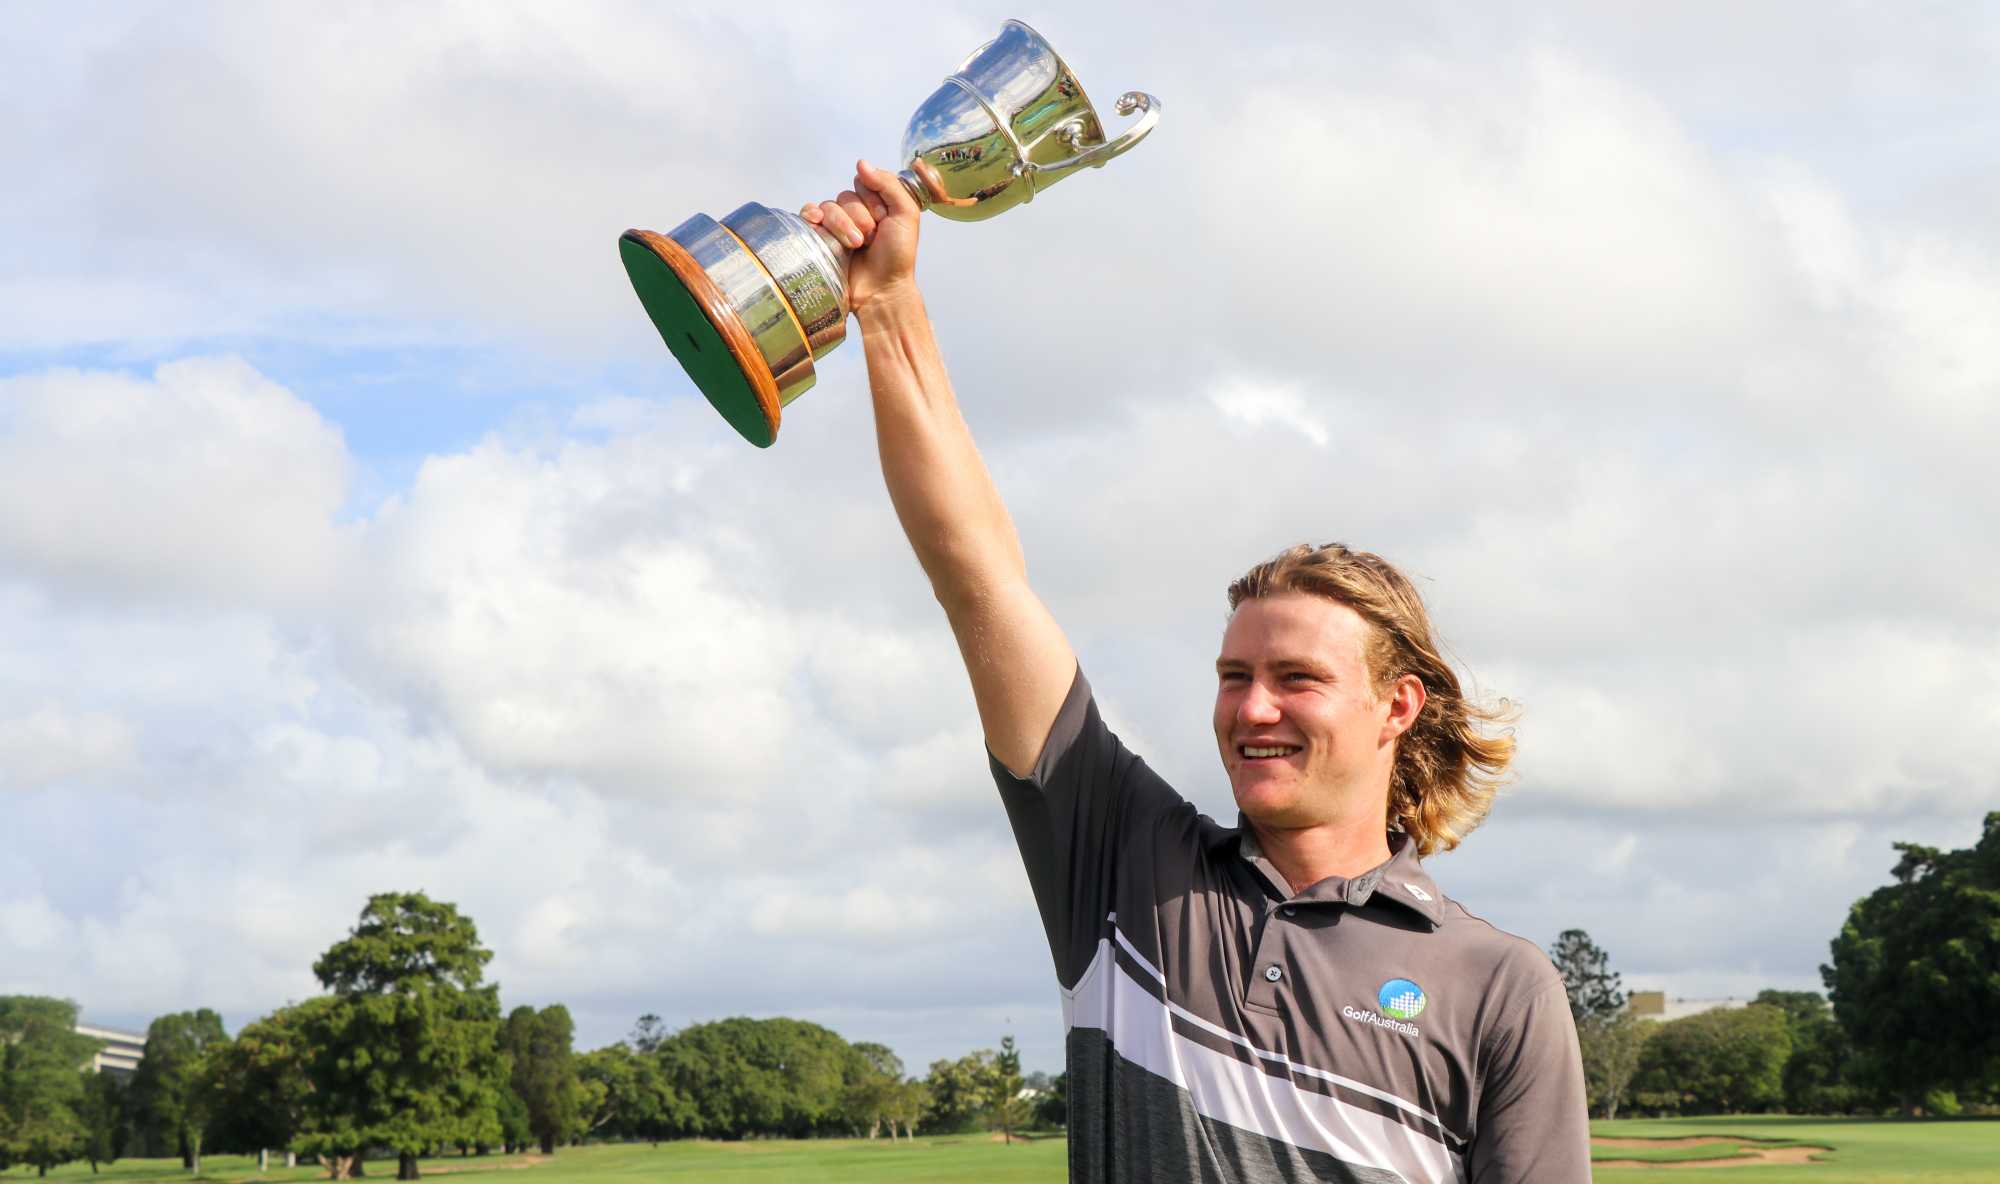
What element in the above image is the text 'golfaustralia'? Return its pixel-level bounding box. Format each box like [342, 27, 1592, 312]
[1342, 977, 1427, 1038]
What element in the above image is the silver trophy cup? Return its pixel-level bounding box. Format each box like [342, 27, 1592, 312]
[620, 19, 1160, 447]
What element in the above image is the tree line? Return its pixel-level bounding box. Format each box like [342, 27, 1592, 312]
[1554, 810, 2000, 1119]
[19, 812, 1984, 1174]
[0, 892, 1059, 1179]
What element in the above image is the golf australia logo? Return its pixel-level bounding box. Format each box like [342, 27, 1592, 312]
[1339, 977, 1427, 1038]
[1378, 978, 1427, 1019]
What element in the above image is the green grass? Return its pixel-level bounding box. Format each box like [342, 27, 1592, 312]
[8, 1118, 1996, 1181]
[3, 1136, 1068, 1183]
[1591, 1116, 2000, 1181]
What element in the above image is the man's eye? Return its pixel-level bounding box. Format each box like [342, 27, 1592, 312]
[1218, 671, 1247, 682]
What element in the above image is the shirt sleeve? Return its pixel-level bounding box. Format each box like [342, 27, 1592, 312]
[1466, 977, 1592, 1183]
[990, 666, 1190, 990]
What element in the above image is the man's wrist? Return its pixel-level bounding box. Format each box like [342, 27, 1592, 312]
[855, 283, 927, 336]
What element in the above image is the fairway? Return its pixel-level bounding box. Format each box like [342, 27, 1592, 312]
[9, 1119, 1997, 1182]
[1592, 1116, 2000, 1182]
[3, 1136, 1069, 1183]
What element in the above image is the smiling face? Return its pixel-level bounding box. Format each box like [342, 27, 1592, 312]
[1213, 592, 1422, 830]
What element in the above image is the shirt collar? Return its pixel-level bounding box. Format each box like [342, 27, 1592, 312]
[1372, 831, 1446, 926]
[1229, 819, 1445, 928]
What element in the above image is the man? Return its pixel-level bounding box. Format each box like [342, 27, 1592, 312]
[803, 162, 1589, 1182]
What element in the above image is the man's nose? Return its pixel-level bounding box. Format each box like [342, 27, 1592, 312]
[1237, 680, 1282, 725]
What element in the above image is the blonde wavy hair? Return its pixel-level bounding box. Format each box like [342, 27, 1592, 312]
[1226, 543, 1514, 855]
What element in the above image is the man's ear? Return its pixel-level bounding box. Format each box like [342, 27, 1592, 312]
[1383, 674, 1426, 742]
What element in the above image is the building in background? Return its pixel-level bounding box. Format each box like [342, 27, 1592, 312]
[1625, 991, 1750, 1022]
[74, 1021, 145, 1078]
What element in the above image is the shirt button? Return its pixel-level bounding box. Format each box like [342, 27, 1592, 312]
[1264, 965, 1283, 983]
[1281, 906, 1296, 917]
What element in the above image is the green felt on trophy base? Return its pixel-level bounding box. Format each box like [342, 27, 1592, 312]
[619, 233, 777, 448]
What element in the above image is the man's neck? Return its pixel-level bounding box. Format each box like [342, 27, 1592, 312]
[1248, 815, 1395, 896]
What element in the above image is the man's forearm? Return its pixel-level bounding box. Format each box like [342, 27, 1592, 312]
[856, 287, 1027, 609]
[814, 164, 1074, 773]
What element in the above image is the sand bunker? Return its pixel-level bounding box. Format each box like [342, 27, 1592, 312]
[1591, 1135, 1827, 1168]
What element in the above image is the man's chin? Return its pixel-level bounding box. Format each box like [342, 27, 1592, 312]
[1231, 784, 1305, 825]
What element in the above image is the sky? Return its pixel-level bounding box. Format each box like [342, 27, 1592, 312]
[2, 2, 1996, 1077]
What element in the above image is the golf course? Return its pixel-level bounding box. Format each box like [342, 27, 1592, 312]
[7, 1117, 1994, 1182]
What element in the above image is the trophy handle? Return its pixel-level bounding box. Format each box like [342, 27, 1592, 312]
[1032, 91, 1161, 183]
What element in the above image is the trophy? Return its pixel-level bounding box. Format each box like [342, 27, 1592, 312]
[619, 19, 1160, 447]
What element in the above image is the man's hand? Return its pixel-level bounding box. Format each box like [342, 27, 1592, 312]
[801, 159, 920, 315]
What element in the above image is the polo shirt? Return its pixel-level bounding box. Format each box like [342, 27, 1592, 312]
[992, 670, 1590, 1183]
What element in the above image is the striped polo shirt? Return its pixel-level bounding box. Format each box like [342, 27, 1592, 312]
[993, 671, 1590, 1183]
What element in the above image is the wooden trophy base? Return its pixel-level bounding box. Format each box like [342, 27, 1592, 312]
[619, 229, 783, 448]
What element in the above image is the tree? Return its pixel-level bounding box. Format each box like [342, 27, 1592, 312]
[501, 1005, 579, 1155]
[127, 1009, 228, 1170]
[1576, 1010, 1649, 1119]
[885, 1079, 929, 1141]
[493, 1083, 533, 1155]
[576, 1043, 690, 1144]
[1547, 929, 1625, 1026]
[297, 892, 508, 1180]
[574, 1046, 628, 1141]
[182, 1040, 235, 1176]
[76, 1069, 128, 1172]
[207, 1006, 315, 1164]
[1630, 1004, 1791, 1115]
[921, 1050, 994, 1134]
[1549, 928, 1636, 1117]
[1033, 1072, 1068, 1130]
[657, 1018, 852, 1139]
[1752, 990, 1859, 1114]
[0, 996, 100, 1177]
[628, 1015, 668, 1055]
[282, 996, 369, 1174]
[986, 1036, 1030, 1145]
[841, 1043, 904, 1139]
[1823, 813, 2000, 1113]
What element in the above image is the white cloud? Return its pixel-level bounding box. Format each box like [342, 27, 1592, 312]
[0, 706, 137, 792]
[1200, 53, 1778, 387]
[0, 4, 977, 353]
[1210, 381, 1330, 448]
[0, 358, 352, 612]
[338, 434, 810, 798]
[1873, 235, 2000, 424]
[0, 895, 66, 954]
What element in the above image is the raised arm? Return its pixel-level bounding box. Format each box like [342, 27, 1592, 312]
[805, 161, 1075, 776]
